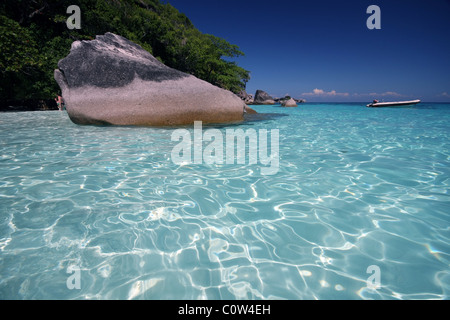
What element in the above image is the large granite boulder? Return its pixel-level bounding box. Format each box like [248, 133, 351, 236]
[54, 33, 247, 126]
[254, 90, 275, 105]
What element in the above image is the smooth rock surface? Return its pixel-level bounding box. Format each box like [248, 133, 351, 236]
[54, 33, 247, 126]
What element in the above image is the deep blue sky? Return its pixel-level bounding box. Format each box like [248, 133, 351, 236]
[164, 0, 450, 102]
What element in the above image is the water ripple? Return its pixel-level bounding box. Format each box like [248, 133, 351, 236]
[0, 106, 449, 299]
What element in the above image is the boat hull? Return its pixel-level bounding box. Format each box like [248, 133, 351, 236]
[366, 100, 421, 108]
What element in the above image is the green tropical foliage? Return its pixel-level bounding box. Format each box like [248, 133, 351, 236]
[0, 0, 250, 100]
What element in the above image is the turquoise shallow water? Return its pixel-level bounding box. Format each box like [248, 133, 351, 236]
[0, 103, 449, 300]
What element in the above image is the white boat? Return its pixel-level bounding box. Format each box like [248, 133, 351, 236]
[366, 99, 421, 108]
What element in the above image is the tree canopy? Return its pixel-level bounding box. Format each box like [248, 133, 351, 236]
[0, 0, 250, 101]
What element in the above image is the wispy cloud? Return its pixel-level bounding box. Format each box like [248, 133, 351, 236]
[377, 91, 403, 97]
[300, 89, 409, 100]
[352, 91, 406, 98]
[302, 88, 349, 97]
[354, 91, 405, 97]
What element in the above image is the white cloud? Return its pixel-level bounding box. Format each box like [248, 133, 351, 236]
[380, 91, 403, 97]
[301, 89, 408, 100]
[357, 91, 404, 97]
[302, 88, 349, 97]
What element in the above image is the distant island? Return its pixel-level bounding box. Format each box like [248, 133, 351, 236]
[238, 90, 306, 106]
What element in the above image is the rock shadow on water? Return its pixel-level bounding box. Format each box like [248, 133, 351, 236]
[79, 112, 289, 130]
[201, 112, 289, 129]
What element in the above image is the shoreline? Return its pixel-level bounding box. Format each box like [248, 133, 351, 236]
[0, 99, 450, 113]
[0, 99, 59, 112]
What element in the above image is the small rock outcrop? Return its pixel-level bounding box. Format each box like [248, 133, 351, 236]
[254, 90, 275, 105]
[244, 105, 257, 114]
[237, 90, 254, 104]
[54, 33, 248, 126]
[281, 98, 298, 107]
